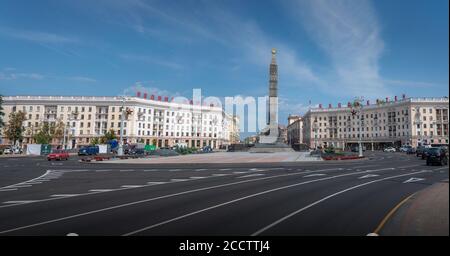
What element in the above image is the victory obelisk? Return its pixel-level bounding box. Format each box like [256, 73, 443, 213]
[251, 48, 293, 152]
[259, 48, 280, 144]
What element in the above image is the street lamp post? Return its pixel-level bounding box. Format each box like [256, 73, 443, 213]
[351, 97, 364, 157]
[118, 96, 125, 156]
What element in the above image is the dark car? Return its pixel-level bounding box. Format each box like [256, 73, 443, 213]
[426, 147, 449, 166]
[416, 146, 426, 157]
[129, 148, 145, 156]
[421, 147, 434, 160]
[78, 146, 99, 156]
[406, 147, 416, 154]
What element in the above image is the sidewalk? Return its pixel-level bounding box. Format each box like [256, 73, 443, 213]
[379, 180, 449, 236]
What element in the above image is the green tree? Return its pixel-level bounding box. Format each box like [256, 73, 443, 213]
[33, 123, 52, 144]
[52, 120, 65, 143]
[90, 137, 100, 145]
[4, 111, 27, 145]
[100, 129, 117, 144]
[0, 95, 5, 130]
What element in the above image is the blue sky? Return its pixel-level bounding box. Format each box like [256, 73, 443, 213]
[0, 0, 448, 133]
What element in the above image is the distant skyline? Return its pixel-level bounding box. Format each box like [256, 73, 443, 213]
[0, 0, 448, 133]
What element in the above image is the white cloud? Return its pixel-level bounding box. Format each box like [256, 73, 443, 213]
[0, 71, 44, 80]
[0, 27, 79, 44]
[286, 0, 390, 98]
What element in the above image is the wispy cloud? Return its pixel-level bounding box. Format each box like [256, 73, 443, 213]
[0, 27, 79, 44]
[120, 54, 183, 70]
[286, 0, 389, 98]
[0, 70, 45, 80]
[68, 76, 97, 83]
[0, 68, 96, 83]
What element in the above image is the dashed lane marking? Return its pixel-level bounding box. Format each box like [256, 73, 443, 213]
[88, 189, 115, 192]
[303, 173, 326, 178]
[189, 177, 207, 179]
[237, 174, 265, 179]
[51, 194, 80, 197]
[170, 179, 189, 182]
[121, 185, 144, 188]
[3, 200, 37, 204]
[147, 182, 167, 185]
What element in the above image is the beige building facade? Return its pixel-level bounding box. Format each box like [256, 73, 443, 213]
[302, 97, 449, 150]
[287, 115, 304, 149]
[1, 95, 238, 149]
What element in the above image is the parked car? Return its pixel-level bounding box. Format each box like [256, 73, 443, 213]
[129, 148, 145, 156]
[406, 147, 416, 154]
[3, 148, 12, 154]
[201, 145, 213, 153]
[78, 146, 99, 156]
[426, 147, 449, 166]
[416, 146, 427, 157]
[400, 145, 412, 152]
[47, 150, 69, 161]
[384, 147, 396, 152]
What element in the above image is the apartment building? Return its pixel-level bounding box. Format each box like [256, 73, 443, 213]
[302, 96, 449, 150]
[1, 95, 239, 149]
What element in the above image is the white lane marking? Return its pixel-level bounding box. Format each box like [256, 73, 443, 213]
[0, 188, 18, 192]
[359, 174, 380, 179]
[66, 233, 79, 236]
[251, 170, 428, 236]
[0, 165, 409, 212]
[189, 177, 207, 179]
[403, 177, 426, 183]
[303, 174, 326, 178]
[237, 174, 265, 179]
[121, 185, 144, 188]
[51, 194, 79, 197]
[9, 185, 33, 188]
[95, 170, 112, 172]
[170, 179, 188, 182]
[3, 200, 37, 204]
[219, 168, 232, 171]
[0, 170, 52, 190]
[195, 169, 207, 171]
[212, 174, 230, 177]
[119, 169, 135, 172]
[89, 189, 115, 192]
[121, 167, 403, 236]
[169, 169, 182, 172]
[144, 169, 159, 172]
[147, 182, 167, 185]
[0, 167, 399, 234]
[233, 171, 247, 174]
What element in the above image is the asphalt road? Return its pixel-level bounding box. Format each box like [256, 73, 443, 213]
[0, 151, 447, 236]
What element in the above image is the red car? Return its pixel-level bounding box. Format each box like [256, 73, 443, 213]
[47, 150, 69, 161]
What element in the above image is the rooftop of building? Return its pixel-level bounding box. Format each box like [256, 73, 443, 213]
[305, 96, 449, 114]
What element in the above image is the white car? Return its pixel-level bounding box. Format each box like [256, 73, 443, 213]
[384, 147, 396, 152]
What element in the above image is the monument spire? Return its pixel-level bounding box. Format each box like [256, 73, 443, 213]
[269, 48, 278, 98]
